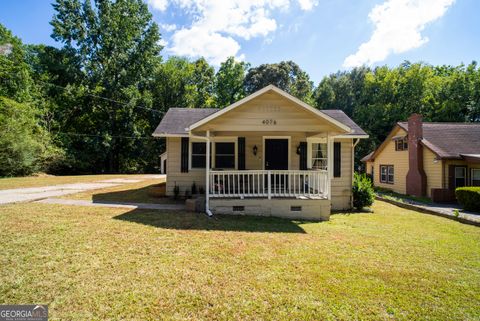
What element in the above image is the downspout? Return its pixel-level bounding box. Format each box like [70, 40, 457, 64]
[188, 131, 213, 217]
[351, 138, 360, 208]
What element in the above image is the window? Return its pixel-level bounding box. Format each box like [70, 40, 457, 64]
[311, 143, 328, 170]
[380, 165, 394, 184]
[455, 167, 466, 188]
[215, 142, 235, 169]
[472, 169, 480, 186]
[395, 137, 408, 151]
[191, 142, 206, 168]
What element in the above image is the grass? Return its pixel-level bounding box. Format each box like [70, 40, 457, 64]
[0, 174, 158, 190]
[57, 177, 180, 204]
[1, 199, 479, 320]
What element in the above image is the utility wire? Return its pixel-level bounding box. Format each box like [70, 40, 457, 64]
[54, 132, 156, 140]
[37, 80, 165, 114]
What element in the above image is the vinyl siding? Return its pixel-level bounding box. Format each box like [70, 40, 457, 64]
[165, 137, 206, 196]
[371, 127, 408, 194]
[423, 147, 442, 196]
[331, 138, 354, 210]
[193, 91, 342, 133]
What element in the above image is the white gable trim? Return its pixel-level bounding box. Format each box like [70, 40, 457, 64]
[187, 85, 351, 133]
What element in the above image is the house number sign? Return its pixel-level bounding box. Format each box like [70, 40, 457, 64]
[262, 119, 277, 125]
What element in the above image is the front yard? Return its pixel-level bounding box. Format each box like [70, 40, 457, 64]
[0, 179, 479, 320]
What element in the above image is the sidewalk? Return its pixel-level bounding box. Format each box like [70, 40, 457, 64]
[376, 194, 480, 226]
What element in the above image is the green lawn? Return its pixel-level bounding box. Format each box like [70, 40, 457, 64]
[0, 174, 157, 190]
[1, 199, 479, 320]
[57, 177, 178, 204]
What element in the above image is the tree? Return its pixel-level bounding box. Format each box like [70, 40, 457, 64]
[244, 61, 314, 103]
[214, 57, 249, 107]
[50, 0, 162, 173]
[191, 57, 215, 107]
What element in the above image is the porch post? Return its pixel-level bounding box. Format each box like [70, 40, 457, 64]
[327, 134, 334, 200]
[206, 130, 211, 214]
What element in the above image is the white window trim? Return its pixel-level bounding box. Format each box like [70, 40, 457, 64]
[306, 137, 327, 170]
[189, 137, 239, 170]
[262, 136, 291, 170]
[472, 168, 480, 186]
[189, 138, 208, 171]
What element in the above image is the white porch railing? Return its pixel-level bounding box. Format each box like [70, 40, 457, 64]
[209, 170, 328, 199]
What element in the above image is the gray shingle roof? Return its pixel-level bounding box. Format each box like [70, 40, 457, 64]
[153, 108, 219, 136]
[321, 110, 368, 136]
[152, 107, 367, 136]
[397, 122, 480, 159]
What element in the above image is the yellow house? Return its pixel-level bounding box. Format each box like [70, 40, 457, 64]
[362, 114, 480, 202]
[153, 85, 368, 220]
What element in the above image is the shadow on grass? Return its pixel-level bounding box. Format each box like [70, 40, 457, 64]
[92, 183, 182, 205]
[113, 209, 307, 233]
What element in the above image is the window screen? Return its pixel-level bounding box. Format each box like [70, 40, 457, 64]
[191, 142, 206, 168]
[215, 142, 235, 168]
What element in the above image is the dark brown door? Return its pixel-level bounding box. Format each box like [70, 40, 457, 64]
[265, 139, 289, 170]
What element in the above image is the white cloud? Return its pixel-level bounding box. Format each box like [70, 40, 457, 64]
[169, 27, 240, 65]
[343, 0, 455, 68]
[147, 0, 168, 11]
[297, 0, 318, 11]
[148, 0, 318, 65]
[160, 23, 177, 32]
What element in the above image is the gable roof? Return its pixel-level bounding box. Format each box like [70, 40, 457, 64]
[362, 121, 480, 162]
[187, 85, 352, 133]
[152, 107, 366, 137]
[397, 122, 480, 159]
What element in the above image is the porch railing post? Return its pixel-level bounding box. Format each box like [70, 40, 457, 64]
[267, 170, 272, 200]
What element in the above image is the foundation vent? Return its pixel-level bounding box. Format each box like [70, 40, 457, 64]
[290, 206, 302, 212]
[233, 206, 245, 212]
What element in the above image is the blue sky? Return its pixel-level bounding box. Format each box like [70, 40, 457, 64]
[1, 0, 479, 83]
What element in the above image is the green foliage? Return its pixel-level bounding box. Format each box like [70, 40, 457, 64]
[244, 61, 314, 103]
[315, 62, 480, 169]
[455, 187, 480, 211]
[214, 57, 249, 107]
[352, 172, 375, 210]
[0, 97, 63, 176]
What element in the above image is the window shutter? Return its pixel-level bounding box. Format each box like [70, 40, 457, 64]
[448, 165, 455, 190]
[334, 142, 341, 177]
[299, 142, 307, 170]
[181, 137, 189, 173]
[238, 137, 246, 170]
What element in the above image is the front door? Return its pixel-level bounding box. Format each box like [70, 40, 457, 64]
[265, 139, 289, 193]
[265, 139, 289, 170]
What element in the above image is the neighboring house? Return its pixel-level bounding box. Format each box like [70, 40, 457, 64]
[153, 85, 368, 220]
[362, 114, 480, 202]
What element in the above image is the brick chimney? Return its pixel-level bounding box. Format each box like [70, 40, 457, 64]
[406, 114, 427, 197]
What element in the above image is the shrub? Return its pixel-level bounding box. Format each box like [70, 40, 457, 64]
[173, 184, 180, 200]
[352, 172, 375, 211]
[455, 187, 480, 211]
[191, 182, 197, 195]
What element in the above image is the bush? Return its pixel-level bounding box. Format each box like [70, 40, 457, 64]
[352, 172, 375, 211]
[455, 187, 480, 211]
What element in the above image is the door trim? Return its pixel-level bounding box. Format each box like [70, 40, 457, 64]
[262, 136, 291, 170]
